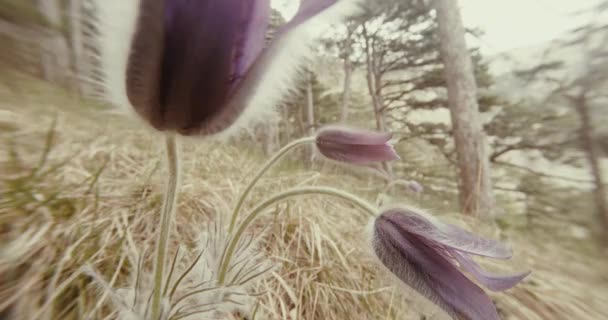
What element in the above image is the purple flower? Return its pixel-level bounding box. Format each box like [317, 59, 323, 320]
[407, 180, 424, 193]
[372, 208, 530, 320]
[94, 0, 355, 135]
[315, 126, 400, 165]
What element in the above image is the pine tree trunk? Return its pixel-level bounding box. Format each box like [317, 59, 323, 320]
[37, 0, 70, 85]
[280, 105, 290, 145]
[306, 71, 316, 162]
[570, 93, 608, 241]
[263, 121, 279, 156]
[363, 25, 392, 178]
[433, 0, 495, 217]
[69, 0, 86, 93]
[340, 29, 353, 123]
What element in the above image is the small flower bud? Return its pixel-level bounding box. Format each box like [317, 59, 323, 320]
[407, 180, 424, 193]
[315, 126, 400, 165]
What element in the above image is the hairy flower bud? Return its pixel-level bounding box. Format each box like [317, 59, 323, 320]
[94, 0, 358, 135]
[372, 208, 529, 320]
[315, 126, 400, 165]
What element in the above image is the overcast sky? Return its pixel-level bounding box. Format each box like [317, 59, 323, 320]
[461, 0, 603, 53]
[274, 0, 604, 54]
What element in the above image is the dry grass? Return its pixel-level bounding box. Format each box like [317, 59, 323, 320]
[1, 69, 607, 319]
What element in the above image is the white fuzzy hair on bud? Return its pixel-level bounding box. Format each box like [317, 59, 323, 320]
[364, 204, 440, 257]
[220, 0, 363, 140]
[365, 207, 454, 320]
[91, 0, 141, 116]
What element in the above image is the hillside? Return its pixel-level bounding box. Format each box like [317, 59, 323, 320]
[1, 62, 607, 320]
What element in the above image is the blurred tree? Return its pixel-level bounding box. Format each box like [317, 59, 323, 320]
[305, 69, 316, 161]
[360, 21, 392, 176]
[564, 25, 608, 242]
[502, 1, 608, 240]
[0, 0, 48, 26]
[249, 8, 287, 155]
[339, 22, 357, 122]
[36, 0, 70, 84]
[433, 0, 495, 216]
[333, 0, 497, 182]
[349, 0, 442, 178]
[69, 0, 86, 94]
[0, 0, 85, 88]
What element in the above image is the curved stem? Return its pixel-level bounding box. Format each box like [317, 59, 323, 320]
[218, 186, 377, 284]
[151, 134, 180, 320]
[227, 137, 315, 232]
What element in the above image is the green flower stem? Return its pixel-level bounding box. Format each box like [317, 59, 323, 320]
[227, 137, 316, 232]
[151, 134, 180, 320]
[218, 186, 377, 285]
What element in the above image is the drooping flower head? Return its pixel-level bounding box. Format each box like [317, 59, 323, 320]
[315, 125, 400, 165]
[93, 0, 358, 135]
[372, 207, 529, 320]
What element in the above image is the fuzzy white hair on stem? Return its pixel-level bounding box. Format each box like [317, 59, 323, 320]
[82, 220, 272, 320]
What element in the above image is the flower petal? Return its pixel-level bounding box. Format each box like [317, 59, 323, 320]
[159, 0, 250, 132]
[283, 0, 339, 30]
[316, 126, 393, 146]
[382, 208, 512, 259]
[125, 0, 165, 129]
[314, 126, 400, 165]
[317, 142, 399, 165]
[124, 0, 258, 132]
[191, 0, 359, 136]
[440, 223, 513, 259]
[373, 216, 500, 320]
[233, 0, 271, 83]
[451, 250, 530, 292]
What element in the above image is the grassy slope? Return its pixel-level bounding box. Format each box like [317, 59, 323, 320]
[0, 69, 607, 319]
